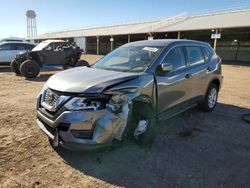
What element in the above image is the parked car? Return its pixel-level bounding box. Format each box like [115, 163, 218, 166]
[36, 39, 223, 150]
[11, 40, 88, 78]
[0, 41, 35, 65]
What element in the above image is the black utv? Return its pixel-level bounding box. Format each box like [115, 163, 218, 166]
[11, 40, 89, 78]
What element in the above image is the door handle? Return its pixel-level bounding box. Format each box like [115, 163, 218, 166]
[185, 74, 192, 79]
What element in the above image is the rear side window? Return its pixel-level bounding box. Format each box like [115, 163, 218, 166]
[185, 46, 205, 66]
[162, 47, 186, 71]
[202, 47, 211, 61]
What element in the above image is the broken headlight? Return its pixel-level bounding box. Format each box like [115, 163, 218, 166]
[105, 88, 139, 114]
[65, 97, 102, 111]
[106, 94, 130, 114]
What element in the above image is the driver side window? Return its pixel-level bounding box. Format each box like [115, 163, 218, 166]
[162, 47, 186, 72]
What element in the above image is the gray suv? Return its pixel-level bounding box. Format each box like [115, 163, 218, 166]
[36, 39, 223, 150]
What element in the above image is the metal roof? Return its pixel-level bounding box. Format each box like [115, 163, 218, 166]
[157, 9, 250, 32]
[30, 15, 187, 39]
[29, 9, 250, 40]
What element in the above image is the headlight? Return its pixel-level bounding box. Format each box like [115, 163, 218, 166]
[104, 89, 140, 114]
[65, 97, 102, 111]
[106, 94, 129, 114]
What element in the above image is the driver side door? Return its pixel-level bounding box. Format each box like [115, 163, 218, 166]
[155, 46, 193, 119]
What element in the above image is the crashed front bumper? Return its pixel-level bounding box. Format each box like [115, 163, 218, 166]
[36, 95, 131, 150]
[37, 119, 112, 150]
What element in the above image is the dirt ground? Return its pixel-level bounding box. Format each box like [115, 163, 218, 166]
[0, 55, 250, 188]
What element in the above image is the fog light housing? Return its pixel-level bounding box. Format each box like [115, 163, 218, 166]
[70, 130, 94, 139]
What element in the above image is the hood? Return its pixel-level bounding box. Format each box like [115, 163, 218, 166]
[46, 67, 139, 93]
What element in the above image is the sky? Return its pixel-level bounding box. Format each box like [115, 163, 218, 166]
[0, 0, 250, 38]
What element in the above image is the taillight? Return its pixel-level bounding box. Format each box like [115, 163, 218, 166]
[217, 56, 222, 64]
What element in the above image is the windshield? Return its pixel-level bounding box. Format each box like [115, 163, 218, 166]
[93, 46, 163, 72]
[32, 41, 49, 51]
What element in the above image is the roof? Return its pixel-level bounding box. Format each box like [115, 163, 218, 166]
[0, 41, 35, 45]
[0, 37, 26, 42]
[124, 39, 210, 47]
[31, 39, 66, 51]
[29, 15, 186, 39]
[157, 9, 250, 32]
[42, 39, 66, 43]
[29, 9, 250, 40]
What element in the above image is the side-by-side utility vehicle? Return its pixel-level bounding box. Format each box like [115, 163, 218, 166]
[11, 40, 88, 78]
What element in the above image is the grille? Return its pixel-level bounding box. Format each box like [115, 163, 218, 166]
[44, 89, 60, 107]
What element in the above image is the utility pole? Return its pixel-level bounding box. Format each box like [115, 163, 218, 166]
[213, 29, 218, 51]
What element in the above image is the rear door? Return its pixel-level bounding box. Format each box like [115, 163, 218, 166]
[155, 46, 192, 116]
[184, 46, 209, 98]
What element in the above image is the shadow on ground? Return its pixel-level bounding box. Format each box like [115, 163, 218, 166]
[53, 103, 250, 187]
[0, 66, 59, 82]
[26, 73, 55, 82]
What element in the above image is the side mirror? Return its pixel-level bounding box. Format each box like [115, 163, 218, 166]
[161, 63, 173, 72]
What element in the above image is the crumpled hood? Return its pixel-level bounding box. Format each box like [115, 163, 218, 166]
[46, 67, 139, 93]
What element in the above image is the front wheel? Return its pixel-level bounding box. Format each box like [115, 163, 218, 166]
[62, 64, 69, 70]
[75, 60, 90, 67]
[10, 60, 21, 75]
[132, 105, 156, 147]
[200, 83, 218, 112]
[20, 60, 40, 78]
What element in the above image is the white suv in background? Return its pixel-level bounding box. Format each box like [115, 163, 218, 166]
[0, 41, 36, 65]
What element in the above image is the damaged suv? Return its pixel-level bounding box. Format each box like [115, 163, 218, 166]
[36, 39, 222, 150]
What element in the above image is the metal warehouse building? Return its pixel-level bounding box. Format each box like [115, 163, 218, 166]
[29, 9, 250, 63]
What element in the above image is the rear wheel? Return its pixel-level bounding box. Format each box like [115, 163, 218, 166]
[200, 83, 218, 112]
[10, 60, 21, 75]
[132, 104, 156, 147]
[75, 60, 89, 67]
[20, 60, 40, 78]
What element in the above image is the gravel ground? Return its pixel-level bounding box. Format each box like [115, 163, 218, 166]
[0, 55, 250, 188]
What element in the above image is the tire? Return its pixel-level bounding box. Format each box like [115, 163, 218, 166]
[200, 83, 218, 112]
[62, 64, 69, 70]
[20, 60, 40, 78]
[132, 104, 156, 147]
[75, 60, 89, 67]
[10, 60, 21, 75]
[242, 114, 250, 124]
